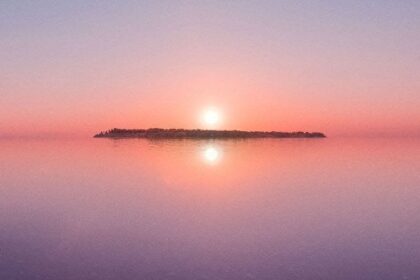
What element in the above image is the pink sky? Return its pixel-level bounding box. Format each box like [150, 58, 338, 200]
[1, 1, 419, 137]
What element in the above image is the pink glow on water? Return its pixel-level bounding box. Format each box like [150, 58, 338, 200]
[1, 137, 419, 278]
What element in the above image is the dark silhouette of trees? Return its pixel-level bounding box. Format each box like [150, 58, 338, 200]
[94, 128, 326, 139]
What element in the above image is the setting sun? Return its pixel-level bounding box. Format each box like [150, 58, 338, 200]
[201, 108, 222, 128]
[2, 1, 420, 279]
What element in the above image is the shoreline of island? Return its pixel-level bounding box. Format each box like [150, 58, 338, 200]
[94, 128, 326, 139]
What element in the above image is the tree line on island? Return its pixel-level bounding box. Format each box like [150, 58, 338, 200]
[94, 128, 326, 139]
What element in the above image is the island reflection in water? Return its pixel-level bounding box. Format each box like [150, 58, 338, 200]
[0, 137, 420, 279]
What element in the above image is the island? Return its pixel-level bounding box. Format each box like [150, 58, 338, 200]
[94, 128, 326, 139]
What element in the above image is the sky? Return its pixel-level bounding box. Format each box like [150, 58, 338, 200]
[1, 0, 419, 137]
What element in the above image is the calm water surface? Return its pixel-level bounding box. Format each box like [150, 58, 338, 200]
[1, 137, 419, 279]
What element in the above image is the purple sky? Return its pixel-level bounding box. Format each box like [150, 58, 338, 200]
[1, 0, 419, 137]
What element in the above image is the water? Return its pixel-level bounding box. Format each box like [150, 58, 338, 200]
[1, 137, 419, 279]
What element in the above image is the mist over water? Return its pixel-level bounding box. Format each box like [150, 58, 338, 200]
[1, 137, 419, 279]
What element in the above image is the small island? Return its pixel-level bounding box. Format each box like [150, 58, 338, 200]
[94, 128, 326, 139]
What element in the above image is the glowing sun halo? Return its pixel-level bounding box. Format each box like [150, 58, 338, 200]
[201, 108, 221, 127]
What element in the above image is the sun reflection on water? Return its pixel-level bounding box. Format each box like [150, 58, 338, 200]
[202, 145, 221, 165]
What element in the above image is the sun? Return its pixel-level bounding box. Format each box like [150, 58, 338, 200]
[201, 108, 221, 128]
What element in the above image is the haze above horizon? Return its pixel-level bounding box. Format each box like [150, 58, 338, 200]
[1, 0, 419, 138]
